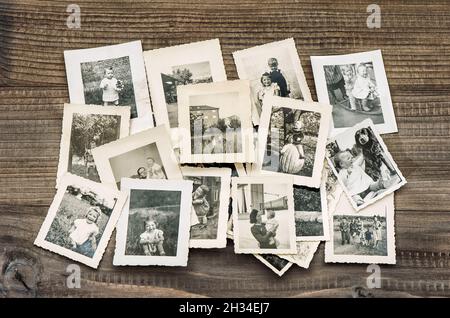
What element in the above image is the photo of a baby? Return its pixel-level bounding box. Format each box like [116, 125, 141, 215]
[326, 119, 406, 210]
[139, 220, 166, 256]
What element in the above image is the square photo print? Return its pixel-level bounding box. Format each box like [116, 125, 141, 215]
[233, 38, 312, 125]
[56, 104, 130, 186]
[311, 50, 397, 135]
[256, 95, 332, 188]
[64, 41, 153, 133]
[231, 176, 297, 255]
[325, 193, 396, 265]
[326, 119, 406, 211]
[113, 178, 193, 266]
[34, 173, 127, 268]
[178, 80, 255, 164]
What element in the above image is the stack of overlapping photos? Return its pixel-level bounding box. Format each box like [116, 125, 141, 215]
[34, 38, 405, 276]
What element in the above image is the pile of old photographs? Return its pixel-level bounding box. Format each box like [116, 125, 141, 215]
[34, 38, 406, 276]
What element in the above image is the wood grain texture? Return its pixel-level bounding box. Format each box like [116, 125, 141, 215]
[1, 0, 450, 298]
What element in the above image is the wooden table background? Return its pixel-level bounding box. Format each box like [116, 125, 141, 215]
[1, 0, 450, 298]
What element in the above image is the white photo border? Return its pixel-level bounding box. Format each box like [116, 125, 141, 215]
[178, 80, 255, 164]
[181, 166, 232, 249]
[233, 38, 312, 125]
[256, 95, 332, 188]
[310, 49, 398, 136]
[325, 193, 396, 265]
[92, 125, 182, 190]
[326, 119, 407, 211]
[113, 178, 193, 266]
[231, 176, 297, 255]
[34, 173, 128, 269]
[64, 40, 153, 134]
[253, 254, 293, 277]
[279, 241, 320, 269]
[56, 103, 130, 187]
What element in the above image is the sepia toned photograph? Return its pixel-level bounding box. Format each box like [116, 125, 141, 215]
[113, 178, 192, 266]
[294, 183, 329, 241]
[64, 41, 153, 133]
[326, 119, 406, 211]
[56, 104, 130, 186]
[311, 50, 398, 135]
[279, 241, 320, 269]
[325, 193, 396, 265]
[143, 39, 227, 147]
[233, 38, 312, 125]
[178, 80, 255, 164]
[34, 173, 127, 268]
[254, 254, 293, 277]
[232, 176, 297, 254]
[181, 167, 231, 249]
[92, 125, 183, 190]
[256, 95, 332, 188]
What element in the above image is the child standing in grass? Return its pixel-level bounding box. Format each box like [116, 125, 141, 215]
[100, 67, 123, 106]
[69, 206, 101, 257]
[192, 185, 210, 230]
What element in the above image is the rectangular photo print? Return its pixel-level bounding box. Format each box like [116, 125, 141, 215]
[231, 176, 297, 254]
[56, 104, 130, 186]
[92, 125, 182, 190]
[178, 80, 255, 164]
[326, 119, 406, 211]
[64, 41, 153, 133]
[181, 167, 232, 249]
[113, 178, 192, 266]
[256, 95, 332, 188]
[34, 173, 127, 269]
[233, 38, 312, 125]
[279, 241, 320, 269]
[311, 50, 397, 135]
[143, 39, 227, 133]
[325, 193, 396, 265]
[254, 254, 293, 277]
[294, 182, 329, 241]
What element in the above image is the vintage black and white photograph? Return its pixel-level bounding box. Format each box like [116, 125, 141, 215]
[256, 95, 332, 188]
[92, 125, 183, 190]
[178, 80, 255, 163]
[325, 193, 396, 264]
[326, 119, 406, 211]
[294, 183, 329, 241]
[254, 254, 293, 277]
[113, 178, 192, 266]
[233, 38, 312, 125]
[311, 50, 398, 135]
[56, 104, 130, 186]
[143, 39, 227, 136]
[34, 173, 127, 268]
[323, 160, 344, 214]
[279, 241, 320, 269]
[64, 41, 153, 133]
[181, 167, 231, 249]
[232, 176, 297, 254]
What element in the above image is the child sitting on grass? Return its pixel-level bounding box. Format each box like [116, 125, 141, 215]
[69, 206, 101, 257]
[139, 220, 165, 256]
[99, 67, 123, 106]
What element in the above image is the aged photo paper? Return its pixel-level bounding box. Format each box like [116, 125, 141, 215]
[34, 173, 127, 269]
[113, 178, 192, 266]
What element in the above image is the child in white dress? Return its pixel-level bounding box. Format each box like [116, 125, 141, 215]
[352, 64, 378, 112]
[69, 206, 101, 257]
[256, 73, 280, 116]
[99, 67, 123, 106]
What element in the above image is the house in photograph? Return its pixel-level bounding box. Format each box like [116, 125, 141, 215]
[190, 105, 219, 130]
[236, 183, 287, 214]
